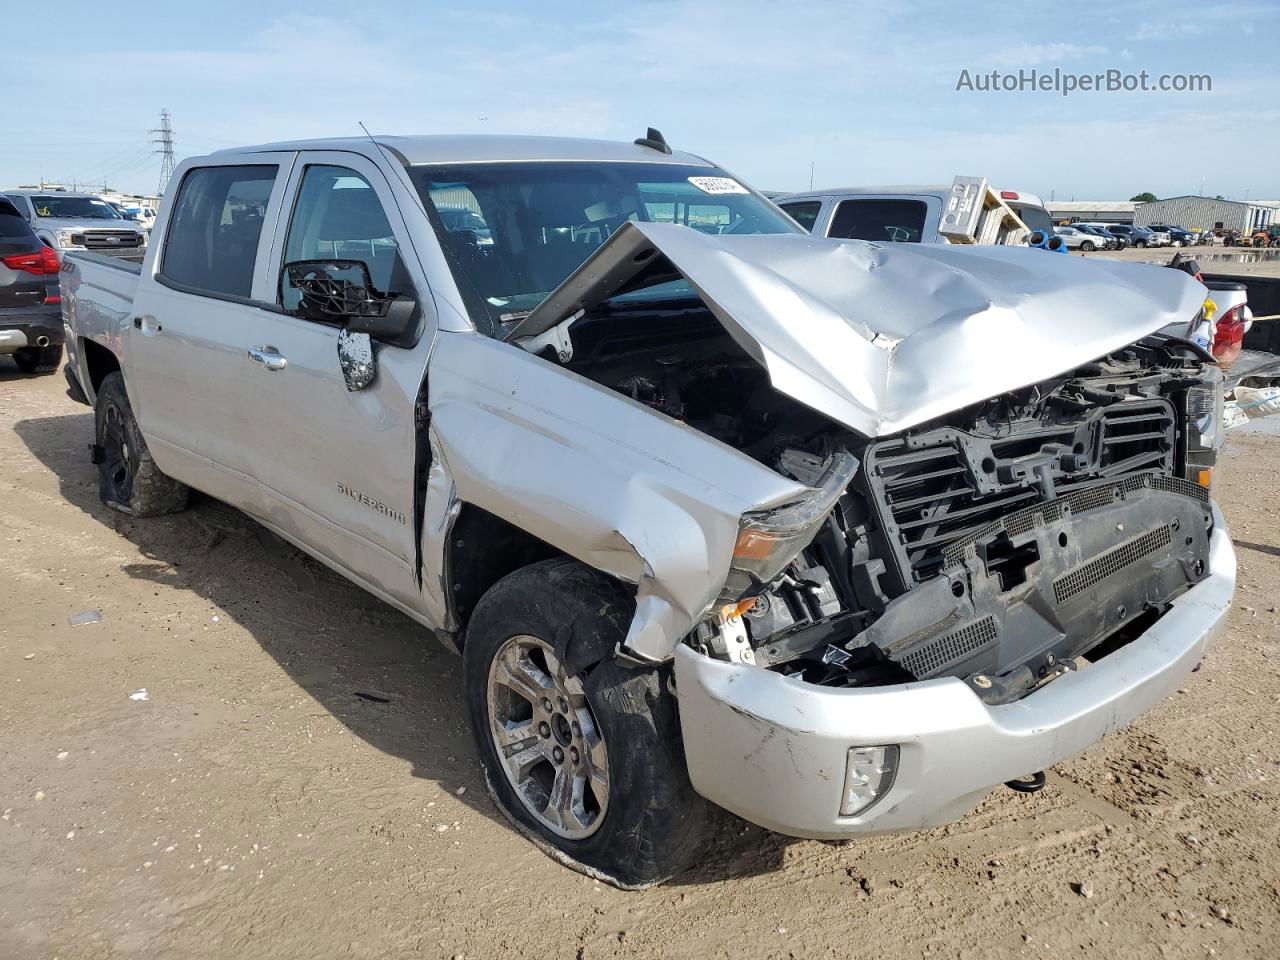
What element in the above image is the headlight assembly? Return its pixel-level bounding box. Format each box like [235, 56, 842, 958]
[723, 449, 858, 598]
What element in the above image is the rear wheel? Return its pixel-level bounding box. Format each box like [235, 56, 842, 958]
[93, 372, 190, 517]
[13, 344, 62, 374]
[464, 557, 713, 888]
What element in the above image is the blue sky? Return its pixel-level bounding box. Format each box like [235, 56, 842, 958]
[5, 0, 1276, 200]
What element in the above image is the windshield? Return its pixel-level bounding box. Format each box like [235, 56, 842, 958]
[410, 162, 799, 334]
[30, 196, 123, 219]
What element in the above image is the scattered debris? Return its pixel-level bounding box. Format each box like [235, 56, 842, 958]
[56, 751, 68, 760]
[67, 610, 102, 627]
[435, 824, 451, 833]
[23, 653, 35, 660]
[353, 690, 392, 704]
[33, 790, 45, 802]
[455, 786, 467, 796]
[1073, 880, 1095, 899]
[129, 689, 150, 702]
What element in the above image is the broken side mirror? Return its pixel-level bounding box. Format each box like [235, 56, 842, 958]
[283, 259, 418, 392]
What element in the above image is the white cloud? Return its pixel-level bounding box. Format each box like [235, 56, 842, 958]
[983, 43, 1108, 68]
[1132, 21, 1202, 40]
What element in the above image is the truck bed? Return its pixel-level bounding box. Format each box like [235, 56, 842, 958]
[62, 251, 142, 400]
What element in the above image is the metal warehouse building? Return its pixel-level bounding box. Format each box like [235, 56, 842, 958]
[1133, 196, 1279, 233]
[1046, 201, 1136, 224]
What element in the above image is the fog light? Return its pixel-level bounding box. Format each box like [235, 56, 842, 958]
[840, 745, 899, 817]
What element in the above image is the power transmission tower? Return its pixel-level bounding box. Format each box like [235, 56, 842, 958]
[151, 109, 176, 197]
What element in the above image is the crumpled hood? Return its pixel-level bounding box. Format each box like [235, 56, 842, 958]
[510, 222, 1206, 437]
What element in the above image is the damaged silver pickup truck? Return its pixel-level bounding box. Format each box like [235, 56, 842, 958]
[60, 132, 1235, 888]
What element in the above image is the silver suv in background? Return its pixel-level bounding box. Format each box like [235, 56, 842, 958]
[1053, 225, 1103, 250]
[2, 190, 147, 260]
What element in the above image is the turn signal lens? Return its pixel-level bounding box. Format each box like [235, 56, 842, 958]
[732, 527, 780, 562]
[840, 745, 899, 817]
[1196, 468, 1213, 489]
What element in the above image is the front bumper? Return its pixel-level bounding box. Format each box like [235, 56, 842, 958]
[674, 503, 1235, 839]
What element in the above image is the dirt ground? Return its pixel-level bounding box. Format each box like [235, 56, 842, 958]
[1, 358, 1278, 960]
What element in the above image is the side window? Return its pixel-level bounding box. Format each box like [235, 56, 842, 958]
[279, 165, 401, 314]
[780, 201, 821, 233]
[160, 165, 276, 298]
[828, 199, 928, 243]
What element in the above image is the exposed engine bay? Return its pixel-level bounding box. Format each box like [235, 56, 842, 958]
[561, 296, 1217, 702]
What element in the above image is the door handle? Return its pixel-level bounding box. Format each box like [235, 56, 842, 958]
[247, 345, 287, 371]
[134, 315, 162, 334]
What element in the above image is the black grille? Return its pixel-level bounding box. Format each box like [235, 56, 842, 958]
[1098, 403, 1176, 477]
[864, 399, 1179, 584]
[940, 473, 1205, 569]
[76, 230, 143, 249]
[865, 437, 1039, 582]
[1053, 525, 1173, 604]
[898, 616, 998, 678]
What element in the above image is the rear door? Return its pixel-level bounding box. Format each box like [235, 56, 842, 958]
[245, 151, 434, 614]
[125, 154, 295, 506]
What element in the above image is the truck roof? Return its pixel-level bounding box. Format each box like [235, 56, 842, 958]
[214, 134, 715, 168]
[778, 186, 1048, 208]
[777, 185, 950, 200]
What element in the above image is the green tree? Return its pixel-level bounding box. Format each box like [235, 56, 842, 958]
[1130, 192, 1157, 203]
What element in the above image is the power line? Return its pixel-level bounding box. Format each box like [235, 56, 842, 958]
[151, 109, 176, 197]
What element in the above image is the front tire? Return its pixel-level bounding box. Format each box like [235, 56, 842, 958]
[1081, 240, 1095, 251]
[13, 343, 62, 374]
[93, 372, 190, 517]
[464, 558, 713, 888]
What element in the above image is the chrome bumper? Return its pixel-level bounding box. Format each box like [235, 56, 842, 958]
[0, 329, 30, 353]
[674, 503, 1235, 839]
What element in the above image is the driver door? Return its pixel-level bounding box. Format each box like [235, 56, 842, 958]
[246, 151, 435, 618]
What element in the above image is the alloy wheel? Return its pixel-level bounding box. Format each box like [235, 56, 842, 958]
[486, 634, 610, 839]
[100, 400, 133, 499]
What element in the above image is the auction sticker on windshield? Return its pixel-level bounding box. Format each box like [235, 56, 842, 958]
[688, 176, 748, 195]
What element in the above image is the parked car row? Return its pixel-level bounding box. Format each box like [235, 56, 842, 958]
[1054, 221, 1207, 252]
